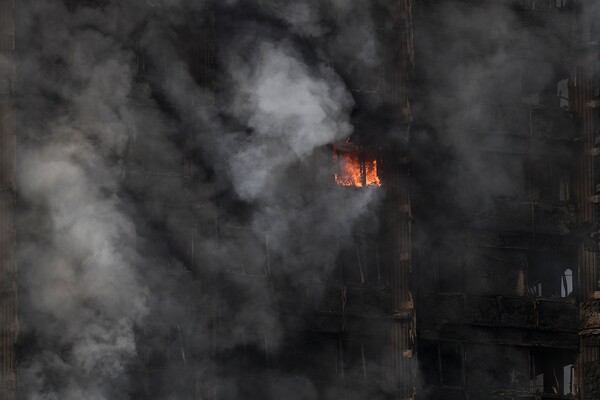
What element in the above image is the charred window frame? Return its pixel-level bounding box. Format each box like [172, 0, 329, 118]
[333, 142, 382, 188]
[464, 152, 527, 200]
[529, 157, 572, 203]
[335, 236, 385, 286]
[528, 251, 576, 298]
[278, 335, 339, 381]
[530, 349, 576, 396]
[431, 245, 464, 294]
[338, 336, 387, 383]
[554, 0, 571, 8]
[432, 247, 528, 297]
[464, 344, 529, 393]
[290, 334, 388, 384]
[521, 60, 570, 108]
[557, 78, 570, 108]
[419, 340, 464, 388]
[463, 249, 527, 297]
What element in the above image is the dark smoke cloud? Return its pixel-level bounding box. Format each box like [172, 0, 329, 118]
[14, 0, 384, 398]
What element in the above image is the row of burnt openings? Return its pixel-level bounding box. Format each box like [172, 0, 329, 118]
[131, 336, 577, 398]
[451, 151, 572, 203]
[420, 53, 571, 108]
[189, 220, 583, 303]
[117, 140, 384, 188]
[176, 147, 570, 201]
[186, 223, 390, 286]
[114, 144, 382, 194]
[419, 340, 576, 397]
[518, 0, 571, 9]
[187, 144, 382, 188]
[136, 328, 390, 386]
[427, 246, 574, 299]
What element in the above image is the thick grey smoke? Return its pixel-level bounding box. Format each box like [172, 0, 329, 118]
[413, 1, 572, 206]
[411, 0, 578, 396]
[18, 141, 148, 400]
[15, 0, 383, 398]
[224, 40, 353, 199]
[15, 2, 152, 398]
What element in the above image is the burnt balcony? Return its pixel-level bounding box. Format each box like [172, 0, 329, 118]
[531, 107, 577, 140]
[461, 105, 576, 150]
[467, 201, 575, 235]
[419, 293, 578, 333]
[276, 282, 391, 335]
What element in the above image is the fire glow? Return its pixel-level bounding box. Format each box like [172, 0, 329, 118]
[334, 144, 382, 187]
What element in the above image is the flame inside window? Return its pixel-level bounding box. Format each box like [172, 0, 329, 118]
[334, 143, 382, 187]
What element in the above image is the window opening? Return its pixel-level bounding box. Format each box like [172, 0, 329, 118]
[528, 252, 576, 298]
[558, 79, 569, 108]
[560, 268, 573, 297]
[440, 342, 463, 387]
[531, 350, 577, 395]
[563, 364, 574, 395]
[333, 140, 381, 188]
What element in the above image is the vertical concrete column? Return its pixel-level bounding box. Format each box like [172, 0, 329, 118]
[573, 2, 600, 398]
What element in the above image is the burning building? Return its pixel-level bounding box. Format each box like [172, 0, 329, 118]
[2, 0, 600, 399]
[412, 0, 600, 398]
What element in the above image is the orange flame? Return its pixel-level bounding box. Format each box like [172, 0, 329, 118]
[334, 146, 381, 187]
[365, 159, 381, 187]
